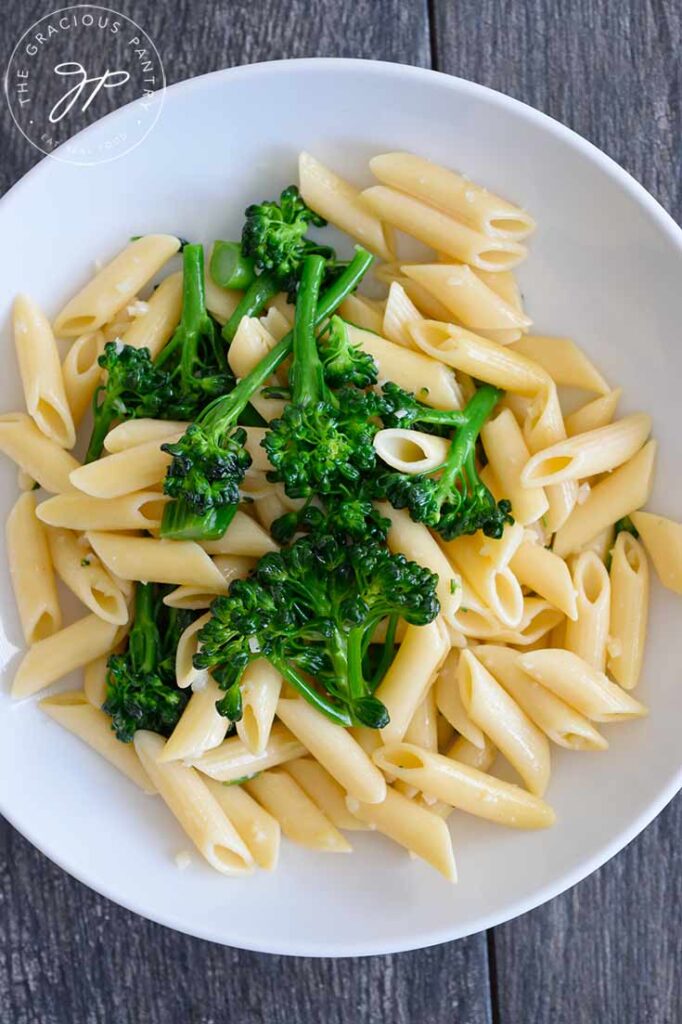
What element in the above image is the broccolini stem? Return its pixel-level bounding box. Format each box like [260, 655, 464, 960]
[290, 255, 327, 406]
[127, 583, 159, 676]
[160, 499, 238, 542]
[346, 627, 368, 704]
[267, 654, 352, 727]
[85, 387, 114, 463]
[369, 614, 398, 689]
[153, 244, 212, 377]
[436, 385, 502, 498]
[210, 241, 257, 291]
[221, 272, 280, 344]
[416, 406, 468, 428]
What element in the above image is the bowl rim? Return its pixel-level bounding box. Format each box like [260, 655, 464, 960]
[1, 56, 681, 956]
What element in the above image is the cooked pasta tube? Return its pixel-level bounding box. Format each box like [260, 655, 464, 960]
[103, 418, 190, 452]
[481, 409, 549, 524]
[509, 336, 609, 394]
[13, 295, 75, 449]
[565, 389, 621, 437]
[521, 414, 651, 487]
[6, 491, 61, 643]
[382, 281, 423, 348]
[47, 527, 128, 625]
[450, 579, 505, 639]
[54, 235, 181, 337]
[630, 511, 682, 595]
[236, 660, 282, 755]
[375, 619, 449, 744]
[201, 511, 279, 558]
[228, 317, 287, 422]
[373, 744, 555, 828]
[164, 555, 255, 610]
[246, 770, 351, 853]
[175, 612, 212, 689]
[41, 691, 156, 793]
[84, 655, 108, 708]
[373, 428, 450, 474]
[362, 186, 527, 271]
[37, 490, 169, 532]
[608, 533, 649, 689]
[203, 778, 280, 870]
[134, 730, 254, 875]
[485, 597, 563, 647]
[510, 539, 578, 620]
[470, 268, 526, 344]
[377, 503, 462, 626]
[62, 330, 105, 426]
[276, 698, 386, 804]
[518, 649, 648, 722]
[522, 382, 578, 533]
[475, 645, 608, 750]
[425, 734, 497, 818]
[458, 650, 550, 796]
[435, 650, 485, 748]
[86, 532, 228, 590]
[338, 293, 384, 334]
[158, 676, 229, 762]
[299, 151, 393, 260]
[348, 325, 463, 410]
[404, 687, 438, 751]
[287, 758, 369, 831]
[553, 442, 657, 558]
[204, 275, 242, 325]
[11, 613, 121, 699]
[443, 524, 524, 628]
[0, 413, 80, 493]
[563, 552, 611, 671]
[402, 264, 531, 331]
[118, 270, 183, 358]
[346, 786, 457, 881]
[69, 435, 179, 498]
[189, 722, 306, 782]
[369, 152, 535, 240]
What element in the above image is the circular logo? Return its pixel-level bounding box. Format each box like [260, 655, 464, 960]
[4, 5, 166, 166]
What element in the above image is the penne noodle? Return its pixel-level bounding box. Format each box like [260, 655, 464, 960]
[69, 435, 179, 498]
[189, 722, 306, 782]
[475, 645, 608, 751]
[277, 698, 386, 804]
[118, 271, 183, 358]
[510, 539, 578, 620]
[630, 511, 682, 595]
[134, 730, 254, 875]
[346, 786, 457, 881]
[158, 676, 229, 762]
[373, 427, 450, 474]
[362, 186, 527, 271]
[608, 533, 649, 689]
[404, 687, 438, 752]
[402, 263, 531, 331]
[553, 442, 657, 558]
[228, 317, 287, 422]
[458, 650, 551, 796]
[565, 389, 622, 438]
[246, 770, 351, 853]
[13, 295, 76, 448]
[382, 281, 424, 349]
[237, 660, 282, 755]
[564, 552, 611, 671]
[203, 778, 280, 870]
[374, 744, 555, 829]
[485, 597, 563, 647]
[61, 330, 105, 427]
[521, 414, 652, 487]
[443, 523, 525, 628]
[11, 613, 121, 699]
[164, 554, 255, 609]
[54, 235, 181, 337]
[338, 292, 384, 334]
[175, 611, 212, 689]
[103, 418, 189, 452]
[435, 650, 485, 748]
[6, 491, 61, 643]
[481, 409, 549, 525]
[519, 649, 648, 722]
[375, 619, 450, 744]
[0, 412, 80, 493]
[204, 274, 243, 325]
[299, 151, 394, 260]
[287, 758, 369, 831]
[47, 527, 128, 625]
[509, 336, 609, 394]
[41, 691, 156, 793]
[86, 532, 228, 590]
[37, 490, 169, 532]
[84, 655, 108, 708]
[200, 511, 279, 557]
[369, 152, 535, 240]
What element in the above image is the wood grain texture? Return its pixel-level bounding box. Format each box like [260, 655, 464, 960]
[0, 0, 680, 1021]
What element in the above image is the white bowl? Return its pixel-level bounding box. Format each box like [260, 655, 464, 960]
[0, 59, 680, 956]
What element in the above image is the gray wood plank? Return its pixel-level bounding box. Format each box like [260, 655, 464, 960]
[432, 2, 682, 1021]
[0, 1, 491, 1023]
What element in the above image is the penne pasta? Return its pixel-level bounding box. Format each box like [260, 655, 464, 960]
[158, 676, 230, 762]
[0, 412, 80, 493]
[61, 330, 105, 427]
[41, 691, 156, 793]
[404, 687, 438, 752]
[236, 660, 282, 755]
[189, 722, 306, 782]
[36, 490, 169, 532]
[373, 428, 450, 475]
[13, 295, 75, 448]
[47, 527, 128, 625]
[519, 649, 648, 722]
[200, 511, 279, 557]
[203, 778, 280, 870]
[443, 523, 525, 628]
[565, 389, 621, 438]
[103, 418, 189, 452]
[509, 336, 609, 394]
[338, 292, 384, 335]
[287, 757, 369, 831]
[375, 619, 449, 744]
[521, 414, 651, 487]
[402, 263, 531, 332]
[481, 409, 549, 525]
[86, 532, 228, 590]
[435, 650, 485, 748]
[54, 235, 181, 337]
[6, 491, 61, 644]
[69, 435, 178, 498]
[382, 281, 423, 349]
[563, 552, 611, 671]
[607, 533, 649, 688]
[175, 611, 212, 689]
[118, 271, 183, 358]
[509, 539, 578, 619]
[630, 511, 682, 595]
[11, 613, 121, 699]
[83, 655, 108, 708]
[246, 770, 351, 852]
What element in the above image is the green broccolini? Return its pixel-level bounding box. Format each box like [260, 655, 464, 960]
[194, 534, 440, 728]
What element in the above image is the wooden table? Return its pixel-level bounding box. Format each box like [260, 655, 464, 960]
[0, 2, 680, 1021]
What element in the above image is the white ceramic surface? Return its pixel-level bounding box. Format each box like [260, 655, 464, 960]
[0, 59, 680, 957]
